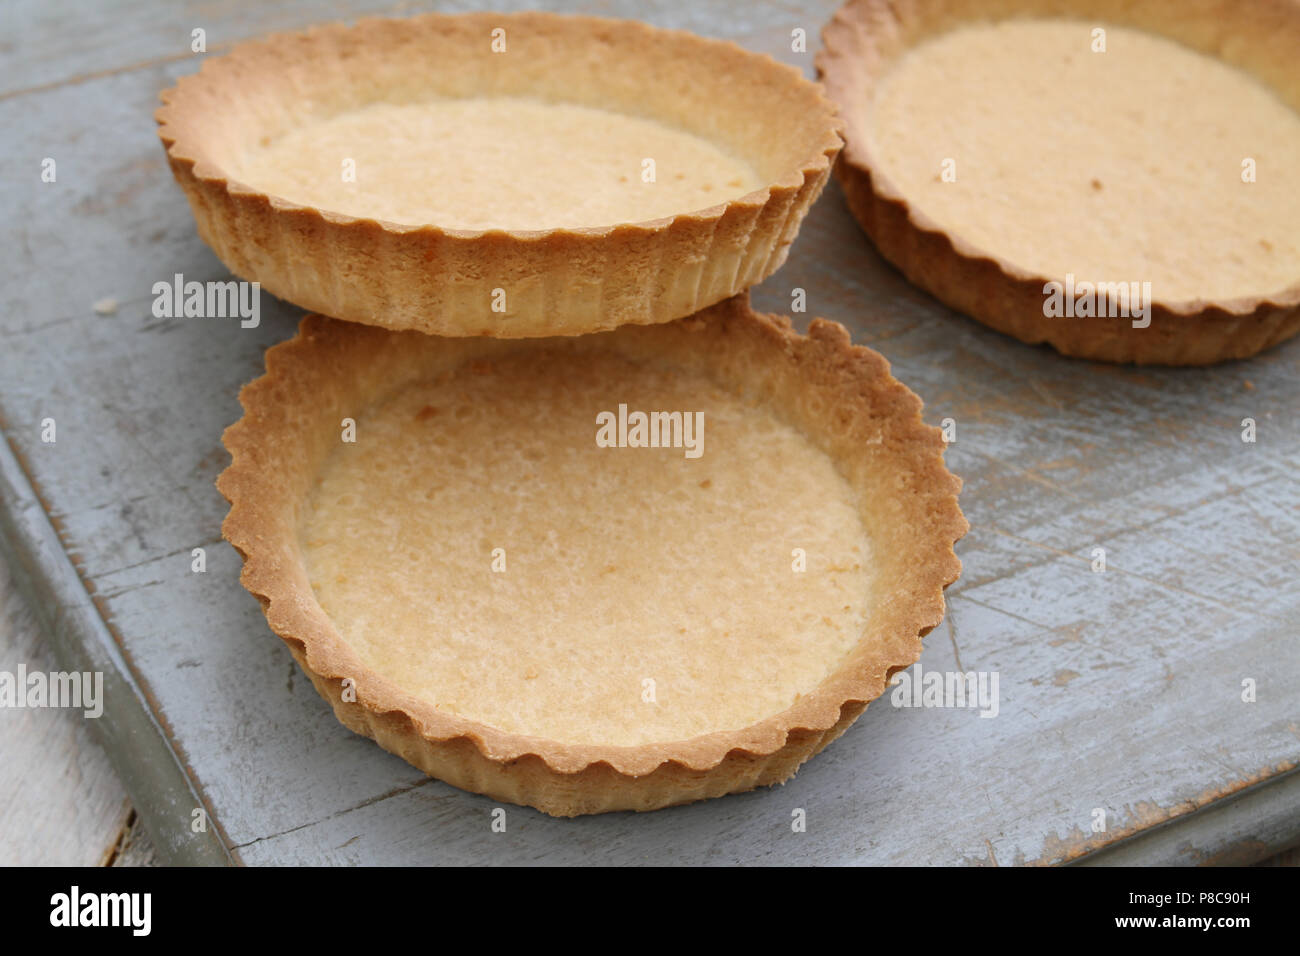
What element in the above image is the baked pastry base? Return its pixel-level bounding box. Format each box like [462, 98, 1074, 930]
[219, 295, 967, 816]
[157, 12, 843, 338]
[818, 0, 1300, 365]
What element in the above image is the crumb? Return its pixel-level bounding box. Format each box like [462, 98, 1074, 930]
[1243, 379, 1255, 391]
[698, 478, 711, 489]
[1090, 178, 1103, 191]
[93, 297, 118, 315]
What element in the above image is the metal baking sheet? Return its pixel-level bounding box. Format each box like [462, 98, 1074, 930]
[1, 0, 1296, 865]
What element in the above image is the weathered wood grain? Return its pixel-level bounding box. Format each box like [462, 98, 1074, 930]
[0, 0, 1296, 865]
[0, 553, 136, 865]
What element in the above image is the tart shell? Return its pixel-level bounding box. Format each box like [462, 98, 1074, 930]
[156, 12, 843, 338]
[817, 0, 1300, 366]
[218, 295, 967, 816]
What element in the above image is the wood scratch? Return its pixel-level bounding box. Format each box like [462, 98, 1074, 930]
[0, 47, 225, 104]
[230, 777, 439, 851]
[945, 614, 965, 672]
[97, 579, 165, 600]
[1027, 378, 1064, 412]
[969, 449, 1092, 504]
[976, 525, 1280, 621]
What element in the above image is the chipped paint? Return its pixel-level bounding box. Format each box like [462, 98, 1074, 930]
[1026, 760, 1299, 866]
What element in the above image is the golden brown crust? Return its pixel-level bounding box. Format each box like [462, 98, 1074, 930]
[156, 12, 843, 338]
[218, 294, 967, 816]
[817, 0, 1300, 365]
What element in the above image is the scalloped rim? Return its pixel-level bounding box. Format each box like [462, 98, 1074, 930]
[817, 0, 1300, 363]
[155, 11, 845, 336]
[217, 295, 967, 811]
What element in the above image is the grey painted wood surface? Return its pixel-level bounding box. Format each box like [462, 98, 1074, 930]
[0, 0, 1296, 865]
[0, 551, 150, 866]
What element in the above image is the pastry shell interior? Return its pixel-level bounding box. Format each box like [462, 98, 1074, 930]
[157, 12, 843, 338]
[818, 0, 1300, 365]
[218, 295, 966, 816]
